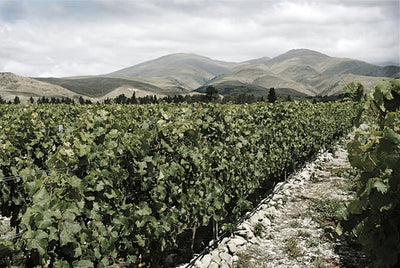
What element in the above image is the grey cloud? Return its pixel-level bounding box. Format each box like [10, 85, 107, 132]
[0, 0, 398, 77]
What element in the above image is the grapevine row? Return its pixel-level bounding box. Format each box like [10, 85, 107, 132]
[339, 80, 400, 267]
[0, 101, 356, 267]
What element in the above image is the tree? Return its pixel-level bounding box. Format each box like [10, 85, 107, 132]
[129, 92, 137, 104]
[29, 97, 35, 103]
[267, 88, 277, 103]
[13, 96, 20, 104]
[205, 86, 219, 102]
[115, 94, 128, 104]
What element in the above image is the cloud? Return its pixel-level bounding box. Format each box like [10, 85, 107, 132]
[0, 0, 398, 77]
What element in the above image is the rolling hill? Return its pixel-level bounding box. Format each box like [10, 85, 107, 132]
[0, 72, 79, 102]
[200, 49, 399, 96]
[34, 76, 182, 98]
[105, 53, 241, 90]
[1, 49, 399, 101]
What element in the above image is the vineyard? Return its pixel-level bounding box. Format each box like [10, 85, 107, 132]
[339, 80, 400, 267]
[0, 101, 357, 267]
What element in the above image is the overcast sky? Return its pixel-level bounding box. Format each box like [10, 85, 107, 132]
[0, 0, 399, 77]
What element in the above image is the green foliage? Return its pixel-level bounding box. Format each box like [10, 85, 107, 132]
[340, 79, 400, 267]
[253, 222, 264, 237]
[0, 101, 356, 266]
[284, 237, 302, 258]
[343, 82, 365, 102]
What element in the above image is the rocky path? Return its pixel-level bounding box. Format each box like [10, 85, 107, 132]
[188, 138, 367, 268]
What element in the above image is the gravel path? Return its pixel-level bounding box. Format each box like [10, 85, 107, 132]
[188, 138, 368, 268]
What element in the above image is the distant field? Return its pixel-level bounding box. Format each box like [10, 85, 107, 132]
[34, 76, 163, 98]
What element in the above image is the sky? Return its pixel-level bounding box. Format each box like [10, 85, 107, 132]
[0, 0, 399, 77]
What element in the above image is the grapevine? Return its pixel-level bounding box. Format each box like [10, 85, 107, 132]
[0, 102, 357, 266]
[339, 79, 400, 267]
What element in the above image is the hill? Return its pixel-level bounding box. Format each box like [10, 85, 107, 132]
[34, 76, 185, 98]
[1, 50, 399, 101]
[0, 72, 79, 102]
[105, 53, 241, 90]
[200, 49, 399, 96]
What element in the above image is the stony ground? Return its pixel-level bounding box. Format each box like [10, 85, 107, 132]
[0, 215, 14, 241]
[188, 138, 368, 268]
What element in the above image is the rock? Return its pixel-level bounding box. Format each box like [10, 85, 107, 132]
[234, 229, 248, 238]
[219, 252, 233, 267]
[249, 236, 260, 244]
[230, 237, 246, 246]
[194, 259, 202, 267]
[232, 255, 239, 266]
[272, 194, 284, 201]
[209, 262, 219, 268]
[210, 250, 221, 265]
[217, 244, 229, 253]
[227, 243, 237, 254]
[241, 222, 253, 231]
[262, 217, 271, 227]
[265, 206, 278, 216]
[200, 255, 211, 267]
[249, 216, 261, 226]
[220, 237, 229, 245]
[247, 230, 254, 239]
[220, 260, 230, 268]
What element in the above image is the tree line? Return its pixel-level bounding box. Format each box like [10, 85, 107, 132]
[0, 86, 343, 105]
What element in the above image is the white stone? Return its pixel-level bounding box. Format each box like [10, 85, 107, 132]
[272, 194, 284, 201]
[249, 237, 259, 245]
[218, 244, 229, 253]
[234, 229, 249, 238]
[219, 252, 233, 266]
[249, 216, 261, 226]
[194, 259, 202, 267]
[230, 237, 246, 246]
[238, 222, 252, 231]
[242, 222, 252, 230]
[283, 189, 291, 196]
[209, 262, 219, 268]
[220, 237, 229, 245]
[210, 250, 221, 265]
[227, 243, 237, 254]
[262, 217, 271, 226]
[265, 206, 278, 216]
[200, 255, 211, 267]
[220, 260, 230, 268]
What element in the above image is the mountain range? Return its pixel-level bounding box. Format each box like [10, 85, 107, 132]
[1, 49, 399, 101]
